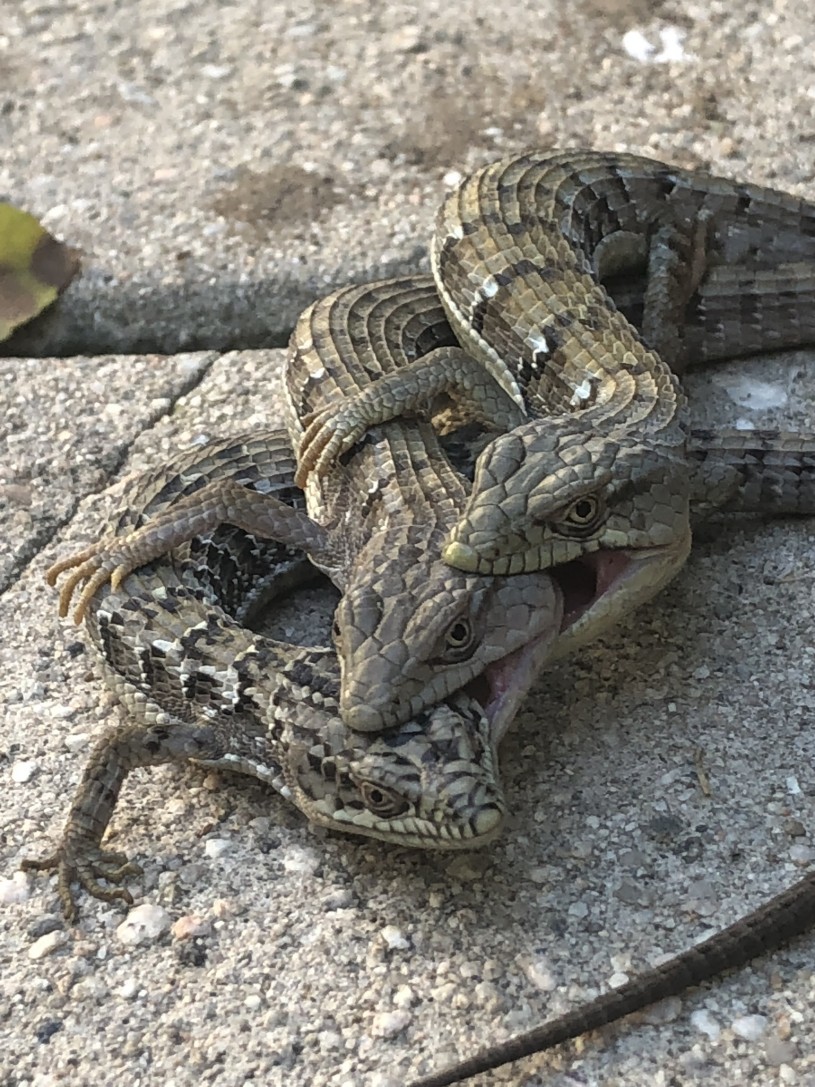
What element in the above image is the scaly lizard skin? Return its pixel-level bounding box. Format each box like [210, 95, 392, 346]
[47, 255, 815, 729]
[24, 431, 562, 919]
[298, 150, 815, 598]
[45, 289, 567, 735]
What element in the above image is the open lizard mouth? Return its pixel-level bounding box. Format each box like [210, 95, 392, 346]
[465, 540, 689, 743]
[467, 623, 563, 743]
[462, 554, 628, 739]
[555, 549, 631, 630]
[554, 535, 691, 638]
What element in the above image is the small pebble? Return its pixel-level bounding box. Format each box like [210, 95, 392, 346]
[321, 887, 355, 910]
[63, 731, 91, 752]
[204, 838, 233, 860]
[116, 904, 171, 946]
[119, 978, 140, 1000]
[171, 913, 212, 940]
[282, 845, 321, 875]
[371, 1009, 411, 1039]
[0, 872, 30, 905]
[384, 25, 424, 52]
[28, 930, 68, 959]
[393, 985, 415, 1008]
[732, 1013, 769, 1041]
[691, 1009, 721, 1039]
[12, 760, 36, 784]
[380, 925, 410, 951]
[521, 956, 557, 991]
[317, 1030, 342, 1051]
[72, 976, 109, 1002]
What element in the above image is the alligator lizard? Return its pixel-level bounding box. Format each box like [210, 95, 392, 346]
[48, 266, 815, 734]
[24, 430, 562, 919]
[296, 150, 815, 586]
[46, 296, 566, 735]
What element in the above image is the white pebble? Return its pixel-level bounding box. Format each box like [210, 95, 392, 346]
[608, 971, 630, 988]
[118, 978, 140, 1000]
[317, 1030, 342, 1051]
[28, 930, 67, 959]
[204, 838, 233, 860]
[522, 956, 557, 991]
[0, 872, 31, 904]
[282, 845, 321, 875]
[691, 1009, 721, 1039]
[49, 704, 77, 721]
[72, 976, 109, 1002]
[380, 925, 410, 951]
[393, 985, 416, 1008]
[12, 760, 36, 784]
[116, 904, 171, 946]
[371, 1009, 412, 1038]
[732, 1014, 769, 1041]
[63, 731, 91, 753]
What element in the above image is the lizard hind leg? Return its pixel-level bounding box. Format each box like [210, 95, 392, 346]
[21, 716, 226, 921]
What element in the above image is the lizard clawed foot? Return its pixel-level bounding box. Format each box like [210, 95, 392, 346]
[46, 542, 138, 624]
[296, 402, 375, 486]
[22, 839, 142, 923]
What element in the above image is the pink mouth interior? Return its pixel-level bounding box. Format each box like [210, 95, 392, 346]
[553, 549, 634, 630]
[470, 550, 634, 741]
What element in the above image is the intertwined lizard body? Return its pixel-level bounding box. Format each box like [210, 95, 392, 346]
[49, 267, 815, 734]
[25, 431, 563, 919]
[48, 151, 815, 733]
[298, 149, 815, 589]
[47, 309, 570, 735]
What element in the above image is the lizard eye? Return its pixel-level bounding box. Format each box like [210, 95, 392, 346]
[358, 781, 410, 818]
[447, 620, 471, 647]
[437, 615, 478, 663]
[569, 496, 599, 523]
[555, 492, 606, 537]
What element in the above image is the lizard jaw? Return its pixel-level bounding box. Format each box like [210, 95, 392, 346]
[554, 533, 691, 653]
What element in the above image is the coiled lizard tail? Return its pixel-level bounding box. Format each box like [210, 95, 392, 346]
[26, 432, 509, 919]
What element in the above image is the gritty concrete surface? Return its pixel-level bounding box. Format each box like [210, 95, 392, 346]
[2, 2, 815, 1087]
[3, 0, 815, 355]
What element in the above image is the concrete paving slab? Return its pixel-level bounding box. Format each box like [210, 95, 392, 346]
[2, 342, 814, 1087]
[0, 352, 214, 592]
[3, 0, 815, 355]
[2, 0, 815, 1085]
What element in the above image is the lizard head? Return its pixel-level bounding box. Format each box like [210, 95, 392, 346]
[331, 533, 564, 733]
[286, 689, 506, 848]
[441, 419, 692, 650]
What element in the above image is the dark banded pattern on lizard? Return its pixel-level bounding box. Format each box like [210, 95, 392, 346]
[297, 150, 815, 591]
[26, 431, 562, 919]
